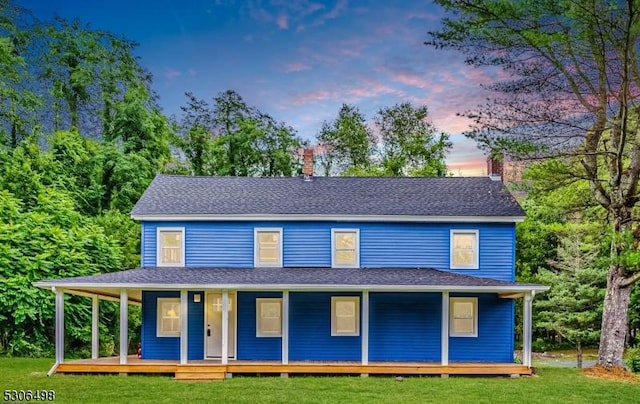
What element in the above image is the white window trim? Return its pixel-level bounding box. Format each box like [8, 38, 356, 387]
[254, 228, 283, 267]
[157, 297, 181, 337]
[449, 297, 478, 337]
[449, 229, 479, 269]
[156, 227, 186, 267]
[331, 296, 360, 336]
[331, 229, 360, 268]
[256, 298, 282, 337]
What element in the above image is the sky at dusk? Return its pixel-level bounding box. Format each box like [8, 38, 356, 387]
[21, 0, 498, 176]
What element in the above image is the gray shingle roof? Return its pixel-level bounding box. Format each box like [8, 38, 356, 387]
[130, 175, 524, 218]
[35, 266, 545, 291]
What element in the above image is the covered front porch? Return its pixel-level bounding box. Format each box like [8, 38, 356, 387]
[35, 266, 548, 379]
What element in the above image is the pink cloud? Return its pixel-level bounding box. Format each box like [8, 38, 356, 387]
[292, 80, 408, 107]
[163, 68, 182, 80]
[375, 25, 394, 36]
[284, 62, 312, 73]
[276, 14, 289, 29]
[340, 48, 360, 57]
[391, 72, 444, 92]
[447, 159, 486, 176]
[326, 0, 348, 19]
[293, 90, 333, 106]
[406, 11, 439, 21]
[307, 3, 325, 13]
[346, 82, 406, 100]
[308, 0, 348, 28]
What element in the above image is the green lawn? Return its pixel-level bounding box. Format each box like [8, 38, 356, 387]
[0, 358, 638, 404]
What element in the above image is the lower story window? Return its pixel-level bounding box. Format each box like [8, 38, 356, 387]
[157, 298, 180, 337]
[256, 298, 282, 337]
[331, 296, 360, 336]
[450, 297, 478, 337]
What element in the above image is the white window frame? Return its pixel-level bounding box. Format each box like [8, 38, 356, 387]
[254, 228, 283, 267]
[331, 229, 360, 268]
[449, 297, 478, 337]
[450, 229, 479, 269]
[157, 297, 181, 337]
[256, 298, 282, 337]
[156, 227, 185, 267]
[331, 296, 360, 336]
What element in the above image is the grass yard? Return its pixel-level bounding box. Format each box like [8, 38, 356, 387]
[1, 358, 639, 404]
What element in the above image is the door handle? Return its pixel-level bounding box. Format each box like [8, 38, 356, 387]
[207, 328, 211, 337]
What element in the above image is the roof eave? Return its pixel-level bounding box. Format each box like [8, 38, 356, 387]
[130, 214, 526, 223]
[34, 281, 549, 294]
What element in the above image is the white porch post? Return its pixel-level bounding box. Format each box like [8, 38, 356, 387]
[441, 291, 449, 366]
[221, 290, 229, 365]
[55, 289, 64, 364]
[180, 289, 189, 365]
[119, 289, 128, 365]
[91, 295, 99, 360]
[282, 290, 289, 365]
[361, 290, 369, 366]
[523, 291, 533, 367]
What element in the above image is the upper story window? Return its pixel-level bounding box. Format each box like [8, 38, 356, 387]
[450, 297, 478, 337]
[157, 228, 185, 267]
[157, 297, 180, 337]
[254, 228, 282, 267]
[331, 229, 360, 268]
[450, 230, 479, 269]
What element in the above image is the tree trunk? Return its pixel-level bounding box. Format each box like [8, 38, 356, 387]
[597, 264, 632, 368]
[576, 340, 583, 369]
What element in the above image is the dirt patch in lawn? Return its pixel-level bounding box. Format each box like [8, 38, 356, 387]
[583, 366, 640, 383]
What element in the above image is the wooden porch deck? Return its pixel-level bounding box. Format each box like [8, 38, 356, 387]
[55, 356, 532, 380]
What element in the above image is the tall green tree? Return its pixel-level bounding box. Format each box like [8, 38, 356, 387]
[0, 0, 40, 147]
[37, 16, 151, 137]
[429, 0, 640, 368]
[177, 92, 217, 175]
[177, 90, 303, 176]
[317, 104, 374, 175]
[374, 103, 450, 176]
[536, 224, 606, 368]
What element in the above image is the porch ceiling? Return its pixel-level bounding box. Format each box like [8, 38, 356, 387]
[34, 266, 548, 299]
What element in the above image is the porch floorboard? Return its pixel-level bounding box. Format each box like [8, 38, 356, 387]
[54, 356, 532, 379]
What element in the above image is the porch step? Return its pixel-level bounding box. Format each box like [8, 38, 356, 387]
[174, 365, 227, 381]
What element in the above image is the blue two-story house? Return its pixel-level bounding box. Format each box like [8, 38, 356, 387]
[36, 165, 547, 379]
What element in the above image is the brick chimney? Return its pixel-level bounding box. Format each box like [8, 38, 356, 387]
[487, 154, 503, 181]
[302, 148, 314, 179]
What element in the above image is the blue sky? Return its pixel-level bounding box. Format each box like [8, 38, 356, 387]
[23, 0, 494, 175]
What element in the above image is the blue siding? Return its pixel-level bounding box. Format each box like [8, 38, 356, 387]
[289, 292, 361, 361]
[369, 293, 441, 361]
[139, 290, 515, 363]
[142, 291, 179, 360]
[283, 225, 331, 267]
[142, 221, 515, 281]
[237, 291, 282, 360]
[449, 293, 514, 363]
[141, 291, 204, 360]
[188, 291, 205, 360]
[360, 223, 514, 281]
